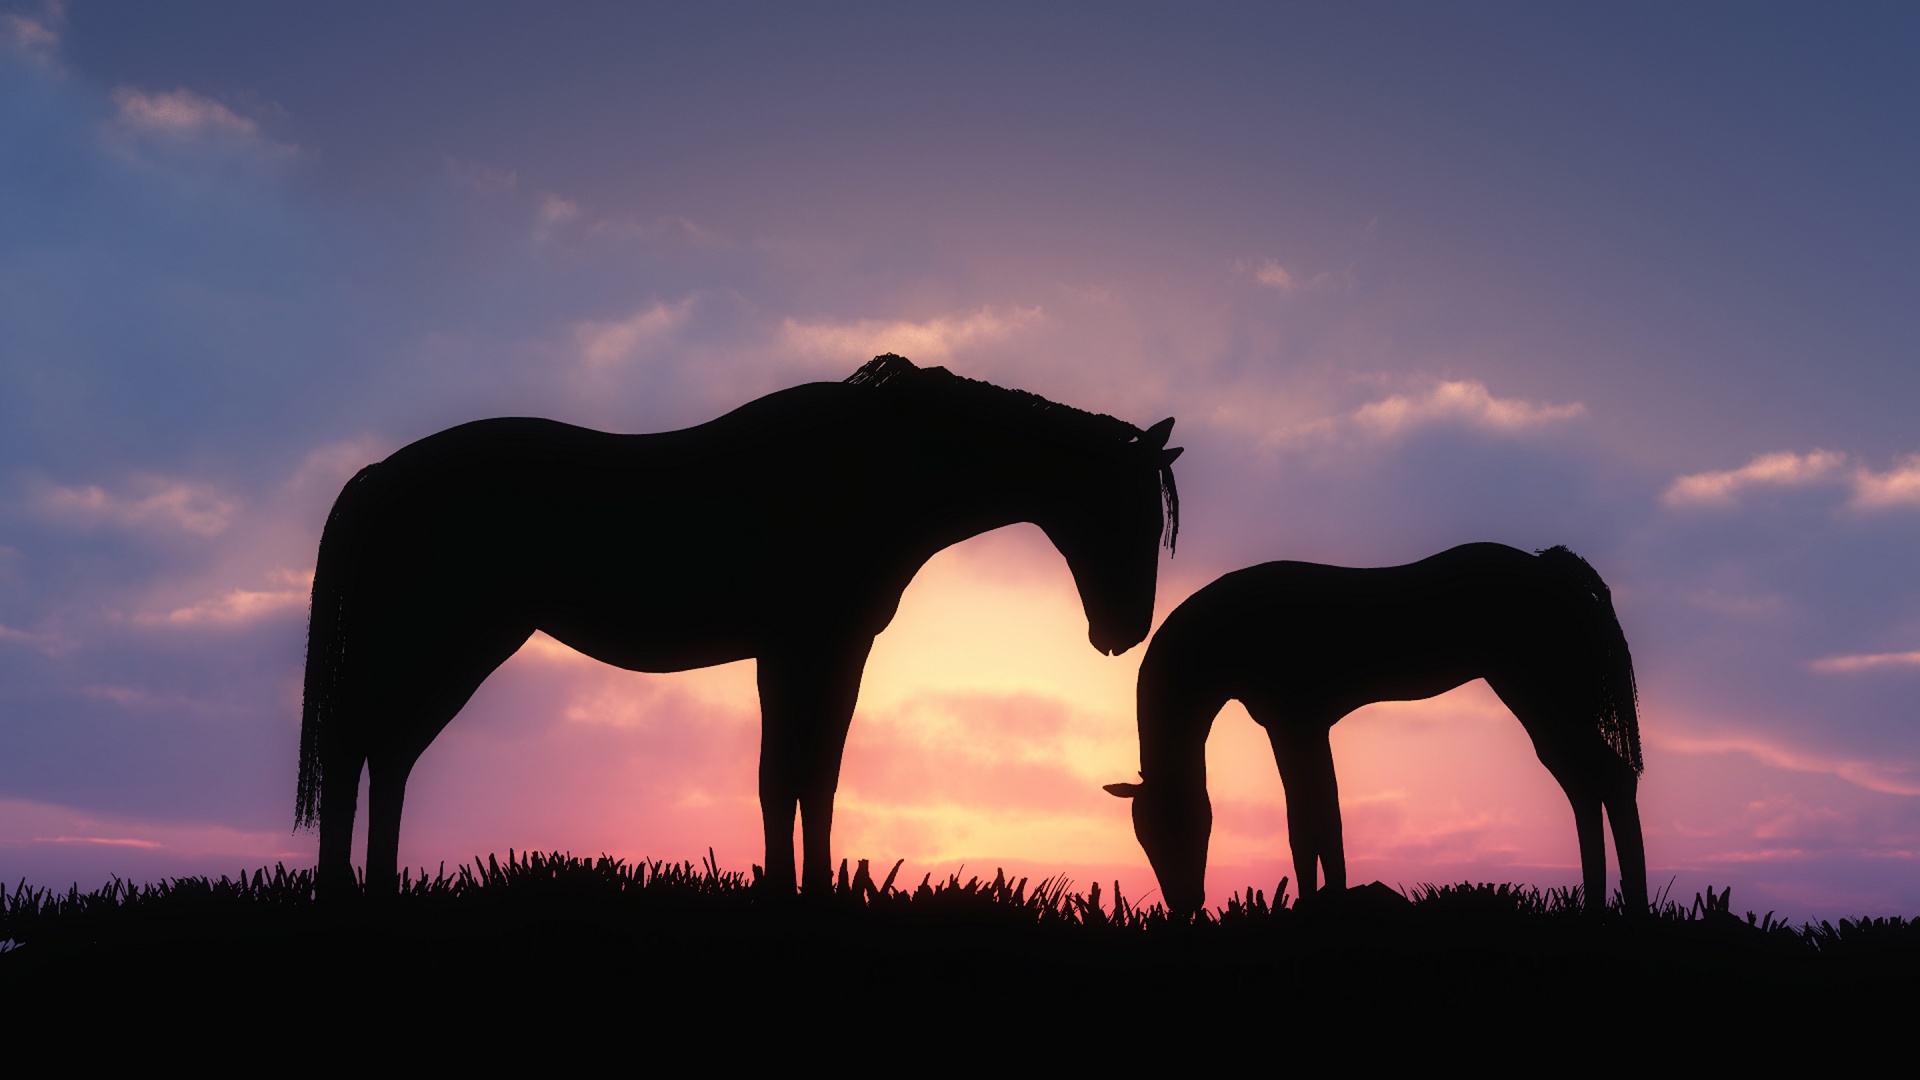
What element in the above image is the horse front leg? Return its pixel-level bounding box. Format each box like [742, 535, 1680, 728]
[756, 717, 801, 895]
[758, 635, 873, 897]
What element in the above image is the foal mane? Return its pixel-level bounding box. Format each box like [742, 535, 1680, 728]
[845, 354, 1180, 550]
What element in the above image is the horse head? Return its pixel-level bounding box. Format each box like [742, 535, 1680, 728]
[1104, 775, 1210, 918]
[1039, 417, 1181, 656]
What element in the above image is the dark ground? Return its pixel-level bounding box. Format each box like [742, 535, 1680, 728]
[4, 855, 1912, 1058]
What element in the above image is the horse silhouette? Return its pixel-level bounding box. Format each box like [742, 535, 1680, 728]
[298, 354, 1181, 896]
[1106, 543, 1644, 917]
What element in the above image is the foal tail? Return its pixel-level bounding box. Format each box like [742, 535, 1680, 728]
[295, 464, 378, 830]
[1536, 545, 1642, 775]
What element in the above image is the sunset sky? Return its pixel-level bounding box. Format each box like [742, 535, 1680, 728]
[3, 3, 1918, 921]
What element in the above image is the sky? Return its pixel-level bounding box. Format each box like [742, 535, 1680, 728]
[2, 2, 1917, 921]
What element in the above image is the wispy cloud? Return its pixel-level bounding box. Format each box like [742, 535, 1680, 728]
[1685, 589, 1786, 618]
[1655, 731, 1920, 797]
[1, 798, 308, 862]
[1216, 378, 1585, 455]
[113, 87, 259, 138]
[133, 568, 313, 627]
[573, 298, 696, 367]
[34, 475, 239, 537]
[1850, 454, 1920, 510]
[0, 2, 61, 65]
[781, 306, 1043, 365]
[105, 86, 299, 160]
[1240, 257, 1351, 294]
[285, 436, 391, 497]
[1662, 449, 1847, 508]
[1254, 260, 1296, 291]
[1809, 650, 1920, 675]
[537, 194, 581, 225]
[445, 156, 517, 195]
[1662, 450, 1920, 512]
[1349, 380, 1585, 437]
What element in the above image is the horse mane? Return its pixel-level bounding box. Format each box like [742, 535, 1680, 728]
[845, 354, 1180, 550]
[1535, 545, 1642, 775]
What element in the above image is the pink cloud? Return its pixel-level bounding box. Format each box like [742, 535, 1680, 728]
[781, 306, 1043, 365]
[0, 798, 307, 862]
[0, 2, 59, 64]
[113, 87, 258, 138]
[133, 568, 312, 627]
[1809, 650, 1920, 675]
[573, 297, 695, 367]
[1662, 449, 1920, 512]
[1850, 454, 1920, 510]
[1350, 380, 1586, 436]
[35, 474, 238, 537]
[1653, 730, 1920, 797]
[1663, 449, 1848, 508]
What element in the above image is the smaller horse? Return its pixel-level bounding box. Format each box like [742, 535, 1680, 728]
[1106, 543, 1644, 917]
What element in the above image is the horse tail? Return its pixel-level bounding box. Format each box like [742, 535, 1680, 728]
[295, 464, 379, 830]
[1535, 545, 1642, 775]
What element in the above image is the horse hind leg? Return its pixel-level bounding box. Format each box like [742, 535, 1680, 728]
[1570, 793, 1608, 913]
[363, 752, 415, 896]
[1605, 771, 1648, 915]
[361, 627, 534, 897]
[317, 745, 365, 900]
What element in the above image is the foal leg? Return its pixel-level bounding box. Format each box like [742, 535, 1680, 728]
[1570, 793, 1607, 913]
[1605, 772, 1648, 915]
[1493, 677, 1612, 915]
[1258, 708, 1345, 899]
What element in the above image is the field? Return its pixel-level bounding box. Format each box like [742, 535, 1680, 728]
[4, 851, 1914, 1053]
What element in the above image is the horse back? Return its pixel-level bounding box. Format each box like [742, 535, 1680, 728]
[317, 391, 915, 662]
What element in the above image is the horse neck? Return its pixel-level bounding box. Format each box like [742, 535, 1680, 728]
[889, 421, 1072, 553]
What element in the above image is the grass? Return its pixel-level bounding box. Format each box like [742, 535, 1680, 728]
[4, 851, 1915, 1045]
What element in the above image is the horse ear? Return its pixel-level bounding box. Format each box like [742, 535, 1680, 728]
[1138, 417, 1175, 451]
[1104, 782, 1143, 799]
[1160, 446, 1183, 466]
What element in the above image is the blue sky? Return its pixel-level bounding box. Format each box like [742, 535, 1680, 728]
[3, 2, 1918, 919]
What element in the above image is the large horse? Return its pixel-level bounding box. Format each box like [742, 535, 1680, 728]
[1106, 543, 1644, 917]
[298, 354, 1181, 896]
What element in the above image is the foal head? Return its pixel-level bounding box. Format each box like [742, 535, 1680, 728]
[1103, 776, 1210, 918]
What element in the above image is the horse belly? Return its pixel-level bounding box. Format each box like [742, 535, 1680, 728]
[534, 578, 759, 674]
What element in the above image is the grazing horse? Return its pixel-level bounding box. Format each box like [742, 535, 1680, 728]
[1106, 543, 1644, 917]
[298, 354, 1181, 896]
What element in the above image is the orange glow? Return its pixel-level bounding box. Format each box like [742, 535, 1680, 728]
[388, 528, 1642, 906]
